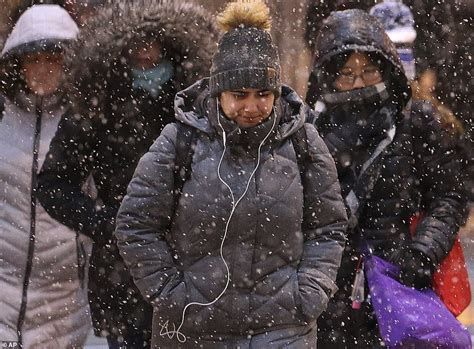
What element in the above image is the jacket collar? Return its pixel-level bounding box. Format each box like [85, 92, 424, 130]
[174, 79, 308, 144]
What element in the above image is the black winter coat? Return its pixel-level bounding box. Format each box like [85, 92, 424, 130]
[115, 80, 348, 348]
[335, 102, 466, 271]
[306, 10, 467, 348]
[314, 101, 467, 348]
[308, 9, 466, 269]
[37, 0, 219, 339]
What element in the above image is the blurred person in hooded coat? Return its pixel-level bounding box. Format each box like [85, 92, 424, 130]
[369, 0, 473, 202]
[305, 9, 467, 348]
[0, 5, 92, 348]
[36, 1, 219, 347]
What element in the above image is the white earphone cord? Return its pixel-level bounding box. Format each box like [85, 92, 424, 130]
[160, 101, 278, 343]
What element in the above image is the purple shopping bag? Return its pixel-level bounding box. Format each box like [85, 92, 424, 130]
[365, 255, 472, 349]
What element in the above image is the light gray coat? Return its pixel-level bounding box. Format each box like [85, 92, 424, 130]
[0, 6, 91, 348]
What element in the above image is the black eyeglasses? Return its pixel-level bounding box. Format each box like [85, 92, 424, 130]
[336, 66, 382, 86]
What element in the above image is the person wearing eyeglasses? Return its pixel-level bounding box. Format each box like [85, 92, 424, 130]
[332, 53, 382, 91]
[305, 9, 467, 348]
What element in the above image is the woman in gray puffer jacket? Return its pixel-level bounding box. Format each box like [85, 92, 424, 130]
[0, 5, 91, 348]
[115, 2, 348, 348]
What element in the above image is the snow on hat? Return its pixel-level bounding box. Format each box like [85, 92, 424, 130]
[369, 0, 416, 44]
[209, 0, 281, 97]
[1, 4, 79, 58]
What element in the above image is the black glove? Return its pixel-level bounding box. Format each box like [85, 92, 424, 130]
[322, 119, 364, 174]
[357, 109, 394, 145]
[91, 205, 118, 245]
[398, 248, 435, 290]
[325, 118, 362, 154]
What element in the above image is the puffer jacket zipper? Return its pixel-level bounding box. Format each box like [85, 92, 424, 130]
[16, 99, 43, 348]
[76, 233, 87, 289]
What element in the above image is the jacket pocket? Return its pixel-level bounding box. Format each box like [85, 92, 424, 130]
[152, 273, 188, 332]
[292, 274, 304, 319]
[297, 276, 329, 322]
[252, 270, 306, 329]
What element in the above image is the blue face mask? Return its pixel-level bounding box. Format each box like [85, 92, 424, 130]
[131, 60, 174, 98]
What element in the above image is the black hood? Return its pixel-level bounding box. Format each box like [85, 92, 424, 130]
[65, 0, 220, 118]
[309, 9, 410, 110]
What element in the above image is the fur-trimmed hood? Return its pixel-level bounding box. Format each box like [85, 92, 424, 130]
[66, 0, 220, 117]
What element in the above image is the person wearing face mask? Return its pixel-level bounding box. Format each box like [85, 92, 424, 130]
[0, 5, 92, 348]
[114, 1, 348, 348]
[36, 1, 219, 348]
[305, 10, 467, 348]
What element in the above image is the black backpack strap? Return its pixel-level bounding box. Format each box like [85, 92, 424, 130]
[0, 94, 5, 121]
[173, 122, 198, 207]
[291, 125, 310, 183]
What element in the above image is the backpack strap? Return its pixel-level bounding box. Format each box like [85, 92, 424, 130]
[0, 94, 5, 121]
[173, 122, 198, 208]
[174, 122, 308, 205]
[290, 125, 310, 183]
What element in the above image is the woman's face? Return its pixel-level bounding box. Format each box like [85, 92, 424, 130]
[334, 52, 382, 92]
[219, 88, 275, 128]
[22, 52, 64, 96]
[128, 40, 162, 70]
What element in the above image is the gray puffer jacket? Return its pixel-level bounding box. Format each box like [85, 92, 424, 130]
[115, 79, 348, 348]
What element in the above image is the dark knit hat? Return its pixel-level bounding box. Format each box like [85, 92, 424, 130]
[209, 1, 281, 97]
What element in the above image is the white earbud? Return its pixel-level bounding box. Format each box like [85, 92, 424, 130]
[222, 127, 227, 147]
[216, 99, 227, 146]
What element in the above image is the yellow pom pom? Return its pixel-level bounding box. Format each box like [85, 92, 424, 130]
[217, 0, 271, 33]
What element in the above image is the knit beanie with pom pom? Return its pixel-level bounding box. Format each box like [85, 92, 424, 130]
[209, 0, 281, 97]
